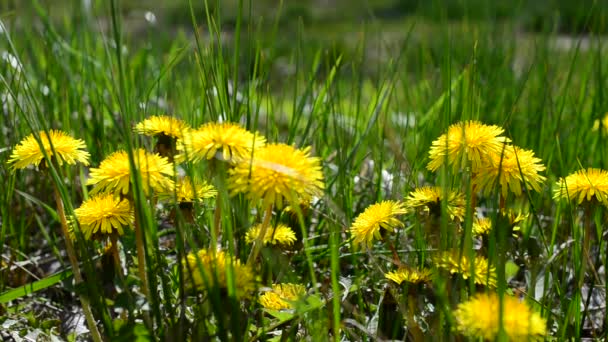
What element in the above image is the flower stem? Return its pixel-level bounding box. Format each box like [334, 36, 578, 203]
[134, 211, 149, 297]
[52, 185, 103, 342]
[247, 205, 273, 266]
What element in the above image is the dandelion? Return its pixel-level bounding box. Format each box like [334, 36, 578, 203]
[474, 145, 546, 197]
[228, 143, 324, 209]
[158, 176, 217, 204]
[8, 130, 90, 170]
[554, 168, 608, 206]
[245, 223, 297, 247]
[350, 201, 407, 248]
[87, 149, 174, 195]
[134, 115, 190, 139]
[259, 283, 307, 310]
[434, 251, 496, 287]
[177, 122, 265, 163]
[472, 217, 493, 236]
[385, 267, 432, 285]
[183, 249, 256, 299]
[427, 121, 509, 172]
[404, 186, 466, 221]
[73, 193, 133, 240]
[592, 113, 608, 132]
[454, 292, 546, 341]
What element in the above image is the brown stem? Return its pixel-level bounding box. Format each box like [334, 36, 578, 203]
[110, 235, 122, 277]
[386, 239, 402, 267]
[53, 185, 104, 342]
[247, 205, 273, 266]
[212, 194, 221, 249]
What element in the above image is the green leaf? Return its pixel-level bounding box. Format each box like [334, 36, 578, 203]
[0, 269, 73, 304]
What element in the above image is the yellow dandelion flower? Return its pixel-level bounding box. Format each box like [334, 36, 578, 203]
[554, 168, 608, 206]
[454, 293, 547, 341]
[592, 113, 608, 132]
[8, 130, 90, 170]
[474, 145, 546, 197]
[350, 200, 407, 248]
[183, 249, 256, 299]
[472, 217, 493, 236]
[134, 115, 190, 139]
[177, 122, 265, 163]
[259, 283, 307, 310]
[158, 176, 217, 204]
[228, 143, 324, 209]
[404, 186, 466, 221]
[73, 193, 133, 240]
[434, 251, 496, 287]
[245, 223, 297, 246]
[87, 149, 174, 195]
[385, 267, 432, 285]
[427, 121, 510, 172]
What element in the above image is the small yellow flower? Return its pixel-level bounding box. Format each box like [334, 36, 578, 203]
[228, 143, 324, 209]
[454, 292, 546, 341]
[245, 223, 297, 246]
[427, 121, 509, 172]
[592, 113, 608, 132]
[134, 115, 190, 139]
[87, 149, 174, 195]
[472, 217, 493, 236]
[554, 168, 608, 206]
[385, 267, 432, 285]
[350, 201, 407, 248]
[259, 283, 307, 310]
[404, 186, 466, 221]
[73, 193, 133, 240]
[8, 130, 90, 170]
[434, 251, 496, 287]
[183, 249, 256, 299]
[158, 176, 217, 204]
[177, 122, 265, 163]
[474, 145, 546, 197]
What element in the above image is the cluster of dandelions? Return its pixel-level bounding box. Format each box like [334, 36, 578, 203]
[7, 115, 321, 316]
[347, 120, 548, 340]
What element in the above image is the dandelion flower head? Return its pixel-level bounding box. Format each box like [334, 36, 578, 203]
[404, 186, 466, 221]
[87, 149, 174, 195]
[177, 122, 265, 163]
[183, 249, 256, 299]
[229, 143, 324, 208]
[8, 130, 90, 170]
[349, 200, 407, 248]
[427, 121, 509, 172]
[474, 145, 546, 197]
[554, 168, 608, 206]
[592, 113, 608, 132]
[134, 115, 190, 139]
[259, 283, 307, 310]
[385, 267, 432, 285]
[434, 251, 496, 287]
[73, 193, 133, 240]
[454, 292, 546, 341]
[158, 176, 217, 204]
[245, 223, 297, 247]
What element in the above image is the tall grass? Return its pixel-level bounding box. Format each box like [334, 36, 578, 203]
[1, 0, 608, 340]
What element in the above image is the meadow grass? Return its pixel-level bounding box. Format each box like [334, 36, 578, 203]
[1, 0, 608, 340]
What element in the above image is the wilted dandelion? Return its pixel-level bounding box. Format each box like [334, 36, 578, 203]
[474, 145, 546, 197]
[259, 283, 307, 310]
[177, 122, 265, 163]
[8, 130, 90, 170]
[245, 223, 297, 247]
[434, 251, 496, 287]
[228, 143, 324, 209]
[554, 168, 608, 206]
[183, 249, 256, 299]
[454, 292, 546, 341]
[427, 121, 509, 172]
[350, 200, 407, 248]
[73, 193, 133, 240]
[87, 149, 174, 195]
[385, 267, 432, 285]
[404, 186, 466, 221]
